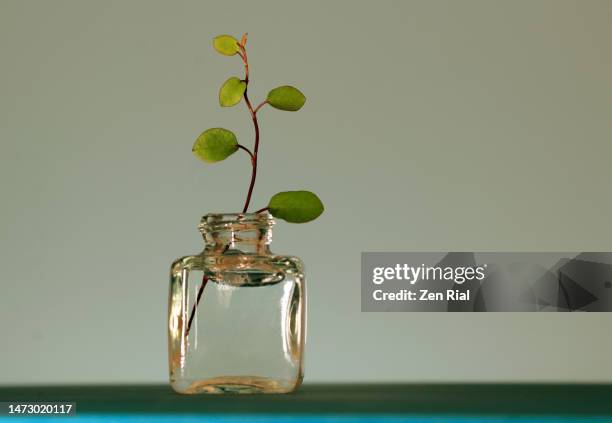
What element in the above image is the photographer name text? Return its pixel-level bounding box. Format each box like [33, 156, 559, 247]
[371, 263, 487, 302]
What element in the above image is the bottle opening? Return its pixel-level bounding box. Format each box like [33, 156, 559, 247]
[199, 212, 274, 234]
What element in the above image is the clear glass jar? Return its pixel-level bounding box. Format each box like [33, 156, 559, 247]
[168, 213, 306, 394]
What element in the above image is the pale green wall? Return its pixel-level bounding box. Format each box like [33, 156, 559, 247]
[1, 0, 611, 384]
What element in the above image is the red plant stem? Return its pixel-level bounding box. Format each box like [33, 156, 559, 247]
[254, 100, 268, 114]
[185, 274, 208, 336]
[237, 144, 254, 161]
[254, 206, 269, 214]
[185, 246, 229, 340]
[242, 92, 259, 213]
[238, 39, 261, 213]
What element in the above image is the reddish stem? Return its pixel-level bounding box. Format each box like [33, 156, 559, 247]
[237, 40, 262, 213]
[254, 100, 268, 114]
[254, 206, 269, 214]
[185, 275, 208, 336]
[237, 144, 254, 161]
[185, 247, 229, 340]
[242, 90, 259, 213]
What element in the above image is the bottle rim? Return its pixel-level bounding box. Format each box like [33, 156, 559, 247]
[198, 212, 274, 233]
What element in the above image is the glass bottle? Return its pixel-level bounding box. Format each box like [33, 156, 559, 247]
[168, 213, 306, 394]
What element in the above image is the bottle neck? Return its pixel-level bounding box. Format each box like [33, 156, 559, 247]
[199, 213, 274, 255]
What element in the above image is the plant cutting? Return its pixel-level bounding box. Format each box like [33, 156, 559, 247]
[193, 33, 323, 221]
[168, 33, 322, 394]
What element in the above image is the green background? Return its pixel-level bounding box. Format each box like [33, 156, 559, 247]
[1, 0, 611, 385]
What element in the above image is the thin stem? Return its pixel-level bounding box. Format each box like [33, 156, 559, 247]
[237, 144, 254, 162]
[242, 90, 259, 212]
[237, 37, 261, 213]
[239, 43, 249, 83]
[184, 245, 230, 339]
[254, 206, 269, 214]
[254, 100, 268, 115]
[185, 275, 208, 336]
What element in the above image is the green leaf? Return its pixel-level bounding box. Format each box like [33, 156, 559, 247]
[268, 191, 324, 223]
[219, 77, 246, 107]
[213, 35, 239, 56]
[192, 128, 238, 163]
[266, 86, 306, 111]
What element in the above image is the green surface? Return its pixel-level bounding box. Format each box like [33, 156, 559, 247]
[0, 384, 611, 416]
